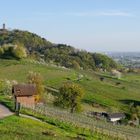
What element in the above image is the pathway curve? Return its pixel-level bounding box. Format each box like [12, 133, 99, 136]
[0, 104, 14, 118]
[0, 104, 43, 122]
[20, 114, 43, 122]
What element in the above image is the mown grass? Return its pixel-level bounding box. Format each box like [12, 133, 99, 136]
[0, 59, 140, 112]
[0, 115, 77, 140]
[0, 113, 118, 140]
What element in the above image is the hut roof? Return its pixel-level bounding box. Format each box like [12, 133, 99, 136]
[108, 113, 125, 119]
[12, 84, 37, 97]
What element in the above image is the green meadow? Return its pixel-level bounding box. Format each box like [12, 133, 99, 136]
[0, 59, 140, 113]
[0, 59, 140, 139]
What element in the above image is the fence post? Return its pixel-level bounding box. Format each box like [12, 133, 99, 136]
[15, 102, 20, 116]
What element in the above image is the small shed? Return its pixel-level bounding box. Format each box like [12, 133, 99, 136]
[12, 84, 37, 108]
[108, 113, 125, 123]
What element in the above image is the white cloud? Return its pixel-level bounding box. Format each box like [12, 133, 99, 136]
[67, 11, 135, 17]
[99, 12, 134, 17]
[35, 11, 135, 18]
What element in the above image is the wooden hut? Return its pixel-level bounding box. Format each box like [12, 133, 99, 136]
[12, 84, 37, 108]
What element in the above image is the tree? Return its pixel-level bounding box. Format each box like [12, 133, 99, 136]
[71, 60, 80, 70]
[93, 53, 118, 70]
[12, 43, 27, 59]
[129, 103, 140, 125]
[27, 71, 44, 102]
[54, 82, 84, 113]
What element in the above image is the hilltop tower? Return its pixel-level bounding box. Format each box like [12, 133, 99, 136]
[3, 23, 5, 30]
[0, 23, 7, 34]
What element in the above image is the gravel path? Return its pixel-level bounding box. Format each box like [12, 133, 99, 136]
[20, 114, 43, 122]
[0, 104, 43, 122]
[0, 104, 13, 118]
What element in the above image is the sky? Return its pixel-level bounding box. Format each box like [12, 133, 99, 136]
[0, 0, 140, 52]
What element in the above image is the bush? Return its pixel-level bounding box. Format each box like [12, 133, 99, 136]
[100, 77, 104, 81]
[0, 79, 17, 95]
[0, 47, 4, 55]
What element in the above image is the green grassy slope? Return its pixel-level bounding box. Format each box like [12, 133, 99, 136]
[1, 95, 140, 140]
[0, 59, 140, 112]
[0, 115, 71, 140]
[0, 115, 119, 140]
[122, 73, 140, 84]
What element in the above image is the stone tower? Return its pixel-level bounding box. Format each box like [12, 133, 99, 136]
[3, 23, 5, 30]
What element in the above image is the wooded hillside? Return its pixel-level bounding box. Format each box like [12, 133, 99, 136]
[0, 29, 118, 70]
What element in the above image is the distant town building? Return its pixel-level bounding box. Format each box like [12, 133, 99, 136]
[107, 113, 125, 123]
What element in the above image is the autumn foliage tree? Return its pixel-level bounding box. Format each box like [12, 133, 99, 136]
[54, 82, 84, 113]
[12, 43, 27, 59]
[27, 71, 44, 102]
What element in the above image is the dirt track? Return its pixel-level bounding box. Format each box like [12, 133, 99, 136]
[0, 104, 13, 118]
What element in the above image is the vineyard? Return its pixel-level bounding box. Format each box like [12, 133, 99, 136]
[21, 104, 140, 140]
[0, 59, 140, 139]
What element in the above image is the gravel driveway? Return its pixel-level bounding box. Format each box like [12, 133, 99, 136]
[0, 104, 13, 118]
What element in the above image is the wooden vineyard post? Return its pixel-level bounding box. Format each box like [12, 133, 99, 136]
[15, 102, 20, 116]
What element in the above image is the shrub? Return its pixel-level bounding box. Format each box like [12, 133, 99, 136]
[0, 44, 27, 59]
[0, 79, 17, 95]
